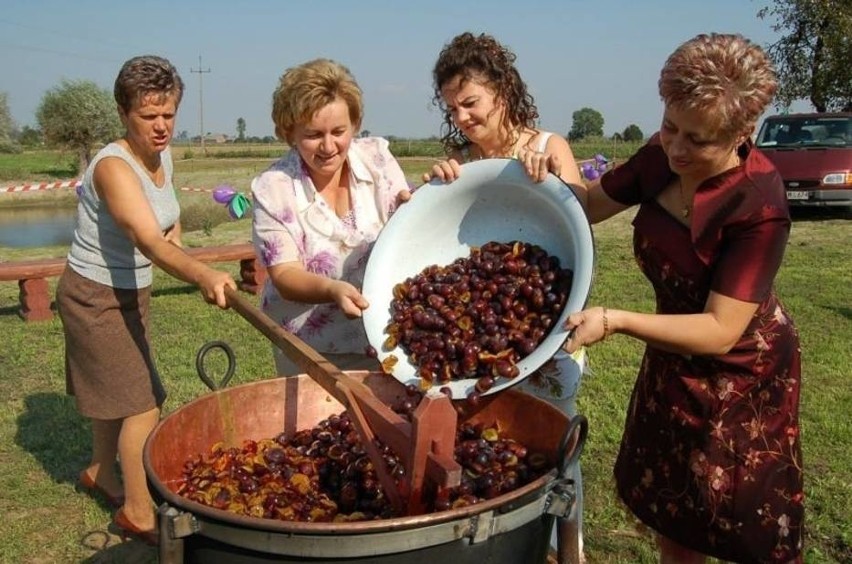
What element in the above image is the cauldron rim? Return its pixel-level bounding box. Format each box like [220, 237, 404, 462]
[144, 371, 569, 534]
[152, 468, 558, 534]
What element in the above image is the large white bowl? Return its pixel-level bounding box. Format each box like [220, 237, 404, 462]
[362, 158, 594, 398]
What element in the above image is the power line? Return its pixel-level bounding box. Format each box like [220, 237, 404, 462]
[190, 55, 211, 154]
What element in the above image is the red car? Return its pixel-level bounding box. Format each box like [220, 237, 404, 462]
[755, 112, 852, 208]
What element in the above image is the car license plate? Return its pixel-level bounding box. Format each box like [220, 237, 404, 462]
[787, 191, 809, 200]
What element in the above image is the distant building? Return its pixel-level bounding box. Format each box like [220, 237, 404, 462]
[192, 133, 231, 144]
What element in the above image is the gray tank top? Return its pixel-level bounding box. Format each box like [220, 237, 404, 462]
[67, 143, 180, 289]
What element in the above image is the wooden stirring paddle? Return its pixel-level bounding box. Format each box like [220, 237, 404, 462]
[224, 287, 461, 515]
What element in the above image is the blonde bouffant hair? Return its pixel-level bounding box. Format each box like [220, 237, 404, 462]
[271, 58, 363, 143]
[659, 33, 777, 142]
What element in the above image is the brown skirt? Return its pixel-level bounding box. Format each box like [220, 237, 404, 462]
[56, 267, 166, 419]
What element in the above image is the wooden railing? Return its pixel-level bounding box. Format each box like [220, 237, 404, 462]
[0, 243, 266, 322]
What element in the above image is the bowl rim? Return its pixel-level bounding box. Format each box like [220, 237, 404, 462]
[362, 158, 596, 398]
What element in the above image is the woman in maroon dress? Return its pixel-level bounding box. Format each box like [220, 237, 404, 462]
[561, 34, 804, 563]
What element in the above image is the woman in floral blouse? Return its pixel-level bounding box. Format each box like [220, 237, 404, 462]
[251, 59, 410, 375]
[562, 34, 803, 563]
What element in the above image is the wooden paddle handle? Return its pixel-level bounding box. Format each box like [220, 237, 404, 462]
[224, 287, 410, 513]
[223, 287, 350, 404]
[223, 288, 406, 429]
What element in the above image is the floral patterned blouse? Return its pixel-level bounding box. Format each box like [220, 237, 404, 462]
[600, 136, 804, 563]
[251, 137, 409, 354]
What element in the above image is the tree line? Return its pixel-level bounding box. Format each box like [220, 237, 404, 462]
[1, 0, 848, 167]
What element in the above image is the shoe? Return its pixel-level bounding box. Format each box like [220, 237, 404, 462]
[112, 507, 159, 546]
[77, 470, 125, 508]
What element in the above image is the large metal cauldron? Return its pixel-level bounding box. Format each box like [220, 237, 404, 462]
[145, 370, 583, 563]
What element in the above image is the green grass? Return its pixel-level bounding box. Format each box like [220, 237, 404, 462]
[0, 158, 849, 563]
[0, 139, 638, 185]
[0, 150, 78, 182]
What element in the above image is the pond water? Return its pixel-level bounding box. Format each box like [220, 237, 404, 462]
[0, 206, 77, 248]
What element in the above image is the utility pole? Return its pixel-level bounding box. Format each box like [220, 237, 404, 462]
[190, 55, 211, 155]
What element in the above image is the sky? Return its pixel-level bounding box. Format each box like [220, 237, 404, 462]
[1, 0, 810, 141]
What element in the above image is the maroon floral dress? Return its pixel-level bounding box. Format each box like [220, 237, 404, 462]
[600, 137, 804, 563]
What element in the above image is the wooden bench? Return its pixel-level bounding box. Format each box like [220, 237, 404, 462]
[0, 243, 267, 322]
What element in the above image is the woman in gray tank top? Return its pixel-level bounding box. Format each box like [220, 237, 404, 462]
[56, 55, 236, 545]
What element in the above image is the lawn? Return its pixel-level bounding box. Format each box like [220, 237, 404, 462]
[0, 154, 849, 563]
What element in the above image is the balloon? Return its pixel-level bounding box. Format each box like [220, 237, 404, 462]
[227, 193, 251, 219]
[580, 163, 597, 180]
[212, 185, 237, 204]
[594, 153, 608, 164]
[76, 184, 83, 198]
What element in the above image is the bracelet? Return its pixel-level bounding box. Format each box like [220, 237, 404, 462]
[602, 307, 610, 339]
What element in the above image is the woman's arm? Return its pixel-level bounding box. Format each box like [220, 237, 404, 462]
[164, 221, 182, 247]
[266, 262, 368, 318]
[250, 161, 370, 319]
[563, 292, 759, 356]
[93, 158, 235, 307]
[517, 133, 582, 185]
[583, 178, 631, 224]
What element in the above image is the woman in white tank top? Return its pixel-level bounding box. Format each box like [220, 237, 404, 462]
[426, 32, 589, 561]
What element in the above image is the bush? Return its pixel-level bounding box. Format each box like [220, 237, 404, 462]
[388, 139, 445, 158]
[180, 198, 236, 233]
[570, 136, 643, 162]
[0, 140, 22, 154]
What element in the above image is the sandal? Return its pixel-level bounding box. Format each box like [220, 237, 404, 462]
[112, 507, 158, 546]
[77, 470, 125, 509]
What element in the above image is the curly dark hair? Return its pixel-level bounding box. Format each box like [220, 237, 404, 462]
[431, 32, 539, 153]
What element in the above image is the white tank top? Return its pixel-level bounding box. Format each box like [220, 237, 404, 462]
[461, 131, 554, 162]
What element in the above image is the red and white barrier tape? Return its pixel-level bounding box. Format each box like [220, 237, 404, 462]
[179, 186, 253, 198]
[3, 179, 81, 193]
[179, 186, 216, 193]
[2, 180, 229, 195]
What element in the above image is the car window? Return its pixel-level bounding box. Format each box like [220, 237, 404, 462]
[756, 116, 850, 148]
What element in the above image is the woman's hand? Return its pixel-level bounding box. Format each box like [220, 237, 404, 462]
[562, 306, 610, 353]
[396, 188, 412, 206]
[329, 280, 370, 318]
[197, 267, 238, 309]
[422, 158, 462, 183]
[516, 147, 561, 183]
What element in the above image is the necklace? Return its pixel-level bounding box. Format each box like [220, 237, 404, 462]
[678, 178, 692, 218]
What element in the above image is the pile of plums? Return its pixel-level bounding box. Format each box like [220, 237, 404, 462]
[175, 388, 549, 522]
[176, 413, 398, 522]
[382, 241, 572, 397]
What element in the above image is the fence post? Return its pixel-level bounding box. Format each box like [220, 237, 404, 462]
[238, 258, 267, 294]
[19, 278, 53, 321]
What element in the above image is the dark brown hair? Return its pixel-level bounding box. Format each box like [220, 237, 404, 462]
[114, 55, 184, 113]
[431, 32, 539, 153]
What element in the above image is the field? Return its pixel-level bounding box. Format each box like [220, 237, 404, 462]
[0, 150, 849, 563]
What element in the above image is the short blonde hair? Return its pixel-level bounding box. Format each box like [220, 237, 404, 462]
[271, 59, 363, 142]
[659, 33, 777, 141]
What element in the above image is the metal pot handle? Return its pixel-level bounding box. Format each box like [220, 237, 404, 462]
[557, 414, 588, 479]
[553, 413, 588, 564]
[195, 341, 236, 391]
